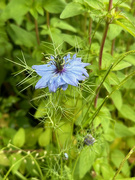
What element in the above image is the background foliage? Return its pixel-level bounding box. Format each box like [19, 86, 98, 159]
[0, 0, 135, 179]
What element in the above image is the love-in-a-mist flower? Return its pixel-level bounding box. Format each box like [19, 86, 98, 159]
[84, 134, 96, 146]
[32, 54, 90, 92]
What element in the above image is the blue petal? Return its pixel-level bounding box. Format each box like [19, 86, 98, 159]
[35, 73, 53, 89]
[69, 66, 89, 77]
[79, 62, 90, 67]
[81, 68, 89, 77]
[32, 64, 48, 70]
[48, 75, 60, 92]
[32, 64, 55, 76]
[71, 72, 86, 81]
[61, 84, 68, 90]
[57, 76, 67, 86]
[50, 56, 54, 59]
[35, 77, 48, 89]
[72, 54, 76, 59]
[62, 72, 78, 86]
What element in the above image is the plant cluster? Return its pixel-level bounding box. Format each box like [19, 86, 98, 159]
[0, 0, 135, 179]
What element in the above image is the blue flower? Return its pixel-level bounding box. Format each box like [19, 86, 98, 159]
[32, 54, 90, 92]
[84, 134, 96, 146]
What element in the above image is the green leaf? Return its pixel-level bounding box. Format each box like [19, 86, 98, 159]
[111, 90, 122, 110]
[115, 17, 135, 37]
[29, 0, 44, 19]
[123, 78, 135, 89]
[102, 53, 114, 70]
[41, 27, 63, 50]
[0, 153, 9, 166]
[7, 24, 37, 47]
[78, 147, 96, 179]
[1, 0, 29, 25]
[25, 128, 43, 147]
[107, 72, 120, 85]
[84, 0, 103, 9]
[9, 154, 23, 174]
[103, 80, 112, 93]
[112, 61, 132, 71]
[62, 34, 82, 47]
[119, 104, 135, 122]
[13, 128, 25, 148]
[94, 106, 111, 133]
[56, 122, 72, 148]
[108, 24, 122, 40]
[118, 2, 131, 10]
[115, 122, 134, 137]
[38, 128, 52, 147]
[60, 2, 85, 19]
[51, 17, 77, 32]
[43, 0, 66, 14]
[101, 163, 114, 180]
[111, 149, 130, 176]
[124, 54, 135, 66]
[34, 101, 47, 118]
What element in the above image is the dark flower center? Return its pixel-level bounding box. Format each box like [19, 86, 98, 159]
[54, 55, 65, 73]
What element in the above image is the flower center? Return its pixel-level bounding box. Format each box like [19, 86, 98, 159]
[54, 55, 65, 74]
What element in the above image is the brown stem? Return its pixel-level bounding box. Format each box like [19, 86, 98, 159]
[94, 91, 99, 108]
[84, 13, 87, 33]
[111, 38, 115, 56]
[88, 18, 92, 45]
[99, 23, 109, 69]
[99, 0, 113, 69]
[96, 0, 113, 107]
[35, 19, 40, 45]
[46, 11, 50, 28]
[108, 0, 113, 11]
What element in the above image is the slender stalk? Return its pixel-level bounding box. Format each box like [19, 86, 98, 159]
[3, 144, 44, 180]
[46, 11, 50, 28]
[84, 70, 135, 128]
[108, 0, 113, 11]
[99, 23, 109, 69]
[35, 19, 40, 45]
[95, 0, 113, 108]
[111, 39, 115, 56]
[88, 18, 92, 45]
[55, 130, 63, 176]
[112, 145, 135, 180]
[87, 18, 102, 61]
[84, 12, 87, 33]
[94, 91, 99, 108]
[99, 0, 113, 69]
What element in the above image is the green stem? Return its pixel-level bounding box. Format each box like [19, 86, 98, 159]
[35, 19, 40, 45]
[88, 17, 92, 45]
[3, 144, 44, 180]
[46, 11, 50, 28]
[112, 145, 135, 180]
[55, 130, 63, 176]
[84, 70, 135, 128]
[80, 63, 113, 125]
[87, 18, 103, 61]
